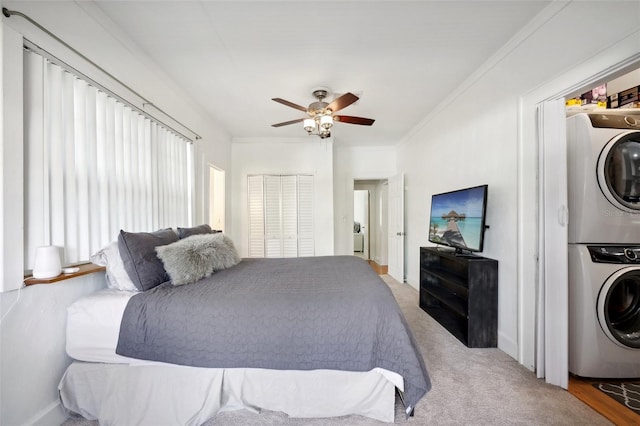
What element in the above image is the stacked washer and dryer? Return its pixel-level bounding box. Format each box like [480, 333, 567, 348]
[567, 110, 640, 378]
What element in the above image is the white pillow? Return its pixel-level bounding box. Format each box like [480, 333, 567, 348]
[90, 242, 139, 292]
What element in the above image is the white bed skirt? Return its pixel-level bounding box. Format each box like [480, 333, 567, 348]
[59, 361, 397, 425]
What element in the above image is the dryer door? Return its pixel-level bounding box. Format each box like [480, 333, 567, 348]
[597, 267, 640, 349]
[597, 131, 640, 212]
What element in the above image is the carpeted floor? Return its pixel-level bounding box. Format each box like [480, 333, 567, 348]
[62, 275, 611, 425]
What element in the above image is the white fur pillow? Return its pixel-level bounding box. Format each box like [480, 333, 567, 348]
[155, 233, 241, 286]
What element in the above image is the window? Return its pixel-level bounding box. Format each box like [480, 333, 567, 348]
[23, 49, 193, 268]
[248, 175, 314, 258]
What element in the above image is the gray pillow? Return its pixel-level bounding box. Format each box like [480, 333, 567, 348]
[155, 233, 241, 286]
[118, 228, 179, 291]
[177, 224, 214, 239]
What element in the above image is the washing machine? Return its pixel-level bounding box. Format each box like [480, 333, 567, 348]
[569, 244, 640, 378]
[567, 111, 640, 244]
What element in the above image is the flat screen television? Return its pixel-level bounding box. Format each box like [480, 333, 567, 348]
[428, 184, 488, 254]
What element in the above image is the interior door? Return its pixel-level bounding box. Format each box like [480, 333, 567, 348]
[537, 98, 568, 389]
[364, 191, 370, 261]
[388, 173, 405, 282]
[354, 189, 369, 258]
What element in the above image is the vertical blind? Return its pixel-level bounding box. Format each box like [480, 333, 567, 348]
[23, 50, 193, 268]
[248, 175, 314, 258]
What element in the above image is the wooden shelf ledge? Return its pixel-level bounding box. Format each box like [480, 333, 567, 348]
[24, 263, 105, 286]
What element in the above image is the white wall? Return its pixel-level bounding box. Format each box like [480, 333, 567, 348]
[333, 146, 396, 256]
[398, 1, 640, 362]
[0, 274, 106, 425]
[1, 21, 23, 293]
[0, 2, 232, 424]
[231, 137, 334, 257]
[400, 104, 519, 355]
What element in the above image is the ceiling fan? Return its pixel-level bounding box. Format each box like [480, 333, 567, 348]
[271, 88, 375, 139]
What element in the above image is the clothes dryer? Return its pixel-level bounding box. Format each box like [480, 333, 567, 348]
[567, 111, 640, 244]
[569, 244, 640, 378]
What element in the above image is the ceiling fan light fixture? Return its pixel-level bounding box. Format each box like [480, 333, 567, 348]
[320, 114, 333, 129]
[303, 118, 316, 133]
[272, 89, 373, 139]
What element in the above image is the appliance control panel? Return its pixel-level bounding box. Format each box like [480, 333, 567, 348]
[588, 111, 640, 129]
[588, 245, 640, 263]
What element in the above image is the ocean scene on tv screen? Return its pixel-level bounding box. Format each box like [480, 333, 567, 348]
[429, 186, 485, 251]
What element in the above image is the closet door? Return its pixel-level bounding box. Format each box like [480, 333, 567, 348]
[247, 175, 265, 257]
[297, 175, 314, 257]
[281, 175, 298, 257]
[264, 175, 283, 257]
[248, 174, 314, 258]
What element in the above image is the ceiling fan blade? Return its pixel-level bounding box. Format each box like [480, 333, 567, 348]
[272, 98, 308, 112]
[326, 92, 359, 113]
[334, 115, 375, 126]
[272, 118, 305, 127]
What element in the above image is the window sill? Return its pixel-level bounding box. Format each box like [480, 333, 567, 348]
[24, 263, 105, 286]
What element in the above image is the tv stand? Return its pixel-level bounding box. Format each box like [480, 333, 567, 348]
[434, 246, 475, 257]
[419, 247, 498, 347]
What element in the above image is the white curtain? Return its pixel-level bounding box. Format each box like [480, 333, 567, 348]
[536, 98, 568, 389]
[24, 50, 193, 267]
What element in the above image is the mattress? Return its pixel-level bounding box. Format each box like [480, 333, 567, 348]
[65, 288, 404, 388]
[66, 288, 140, 364]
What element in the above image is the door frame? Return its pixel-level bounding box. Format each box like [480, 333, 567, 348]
[352, 178, 392, 267]
[208, 164, 225, 233]
[518, 51, 640, 379]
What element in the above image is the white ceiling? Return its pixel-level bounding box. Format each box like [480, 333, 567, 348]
[85, 1, 550, 147]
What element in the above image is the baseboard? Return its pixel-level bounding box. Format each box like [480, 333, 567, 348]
[29, 400, 68, 426]
[498, 330, 518, 362]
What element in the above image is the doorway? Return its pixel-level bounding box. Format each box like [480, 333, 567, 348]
[353, 180, 388, 268]
[209, 165, 225, 232]
[522, 54, 640, 388]
[353, 189, 369, 259]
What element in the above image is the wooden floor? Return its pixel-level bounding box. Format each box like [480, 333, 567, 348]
[568, 375, 639, 425]
[366, 260, 388, 275]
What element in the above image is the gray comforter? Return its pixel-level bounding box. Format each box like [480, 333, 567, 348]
[116, 255, 431, 413]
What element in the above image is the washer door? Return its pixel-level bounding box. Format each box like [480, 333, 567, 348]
[598, 131, 640, 212]
[597, 267, 640, 349]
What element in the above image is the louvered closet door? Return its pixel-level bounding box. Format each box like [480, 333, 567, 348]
[264, 175, 283, 257]
[248, 174, 314, 258]
[248, 175, 265, 257]
[297, 175, 314, 256]
[281, 175, 298, 257]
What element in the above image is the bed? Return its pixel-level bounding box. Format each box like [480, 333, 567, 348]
[59, 228, 431, 424]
